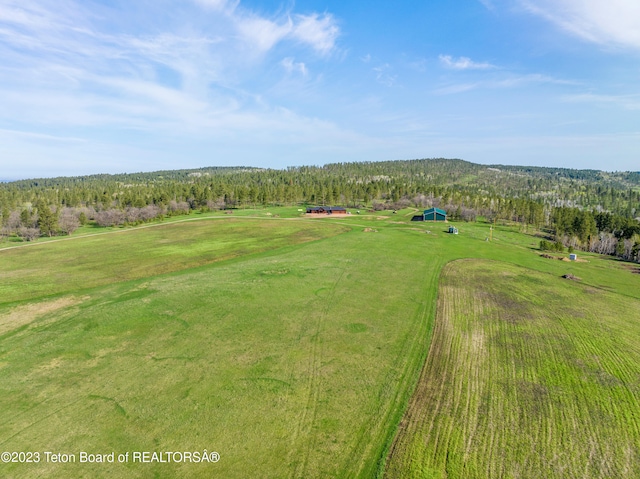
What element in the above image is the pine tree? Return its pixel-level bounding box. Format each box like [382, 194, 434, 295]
[36, 200, 58, 237]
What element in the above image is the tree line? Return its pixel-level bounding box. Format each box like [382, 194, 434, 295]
[1, 159, 638, 262]
[549, 208, 640, 261]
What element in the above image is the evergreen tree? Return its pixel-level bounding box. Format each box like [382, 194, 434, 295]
[36, 200, 58, 237]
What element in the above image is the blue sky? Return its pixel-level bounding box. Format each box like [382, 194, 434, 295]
[0, 0, 639, 179]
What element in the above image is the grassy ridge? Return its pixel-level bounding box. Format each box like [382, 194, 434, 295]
[385, 259, 640, 478]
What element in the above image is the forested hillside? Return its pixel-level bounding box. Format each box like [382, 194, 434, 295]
[1, 159, 639, 262]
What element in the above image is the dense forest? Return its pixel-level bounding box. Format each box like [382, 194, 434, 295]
[1, 159, 639, 262]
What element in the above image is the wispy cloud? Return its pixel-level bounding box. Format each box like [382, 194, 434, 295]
[0, 0, 349, 178]
[373, 64, 397, 87]
[433, 73, 576, 95]
[492, 73, 578, 87]
[408, 58, 427, 72]
[232, 10, 339, 56]
[439, 54, 495, 70]
[563, 93, 640, 110]
[290, 13, 340, 56]
[517, 0, 640, 50]
[191, 0, 239, 13]
[236, 15, 293, 53]
[280, 57, 307, 76]
[478, 0, 495, 10]
[0, 128, 87, 143]
[0, 0, 79, 31]
[433, 83, 479, 95]
[1, 0, 637, 177]
[0, 0, 340, 132]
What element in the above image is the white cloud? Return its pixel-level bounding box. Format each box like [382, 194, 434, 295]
[281, 57, 307, 76]
[234, 12, 339, 56]
[236, 15, 292, 53]
[518, 0, 640, 50]
[0, 0, 340, 129]
[290, 13, 339, 55]
[0, 1, 68, 30]
[439, 54, 495, 70]
[0, 0, 350, 177]
[0, 0, 351, 177]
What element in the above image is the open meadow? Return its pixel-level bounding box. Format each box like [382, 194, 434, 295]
[1, 210, 640, 478]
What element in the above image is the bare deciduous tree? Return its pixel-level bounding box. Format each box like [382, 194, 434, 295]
[206, 198, 226, 211]
[621, 238, 637, 262]
[58, 212, 80, 235]
[7, 211, 23, 231]
[140, 204, 163, 221]
[168, 200, 190, 215]
[589, 232, 617, 255]
[125, 207, 141, 223]
[16, 226, 40, 241]
[94, 209, 125, 227]
[459, 207, 477, 222]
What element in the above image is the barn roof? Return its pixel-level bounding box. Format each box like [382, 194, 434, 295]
[424, 207, 447, 215]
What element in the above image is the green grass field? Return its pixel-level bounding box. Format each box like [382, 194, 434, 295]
[0, 215, 438, 478]
[385, 259, 640, 478]
[1, 212, 639, 478]
[0, 217, 347, 303]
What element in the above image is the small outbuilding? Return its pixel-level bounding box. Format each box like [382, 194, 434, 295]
[448, 226, 458, 234]
[424, 207, 447, 221]
[569, 253, 577, 261]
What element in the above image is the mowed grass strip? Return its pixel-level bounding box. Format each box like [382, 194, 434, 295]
[385, 259, 640, 479]
[0, 218, 347, 304]
[0, 224, 437, 478]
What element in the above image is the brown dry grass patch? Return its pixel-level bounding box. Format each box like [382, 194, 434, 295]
[0, 297, 81, 335]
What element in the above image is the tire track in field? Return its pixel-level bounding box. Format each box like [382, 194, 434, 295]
[384, 261, 460, 474]
[0, 398, 85, 447]
[338, 254, 443, 479]
[287, 267, 345, 479]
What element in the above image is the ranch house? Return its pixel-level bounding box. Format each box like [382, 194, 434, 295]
[306, 206, 347, 215]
